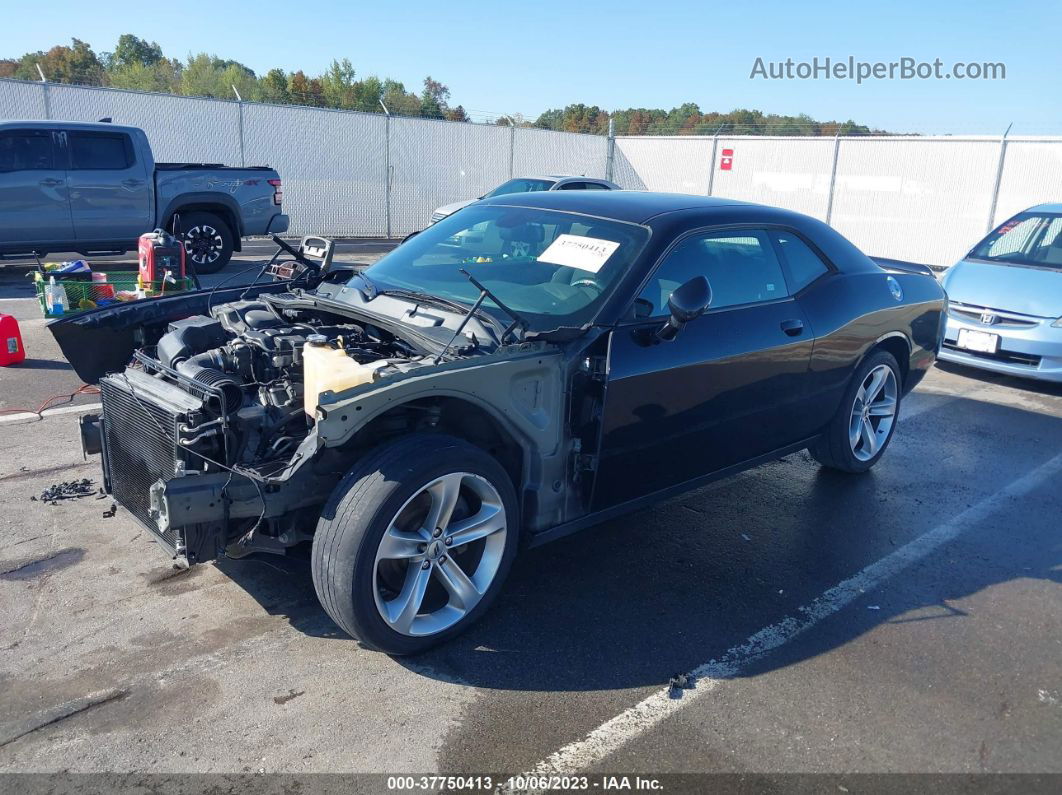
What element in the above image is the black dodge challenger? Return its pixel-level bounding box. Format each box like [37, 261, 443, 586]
[55, 191, 946, 654]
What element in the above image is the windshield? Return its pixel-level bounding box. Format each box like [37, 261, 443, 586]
[970, 212, 1062, 269]
[356, 205, 650, 332]
[483, 178, 555, 198]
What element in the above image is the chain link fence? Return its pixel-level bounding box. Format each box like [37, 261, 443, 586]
[3, 79, 1062, 266]
[0, 79, 608, 238]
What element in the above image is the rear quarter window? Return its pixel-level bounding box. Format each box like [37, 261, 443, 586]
[773, 231, 830, 292]
[68, 132, 134, 170]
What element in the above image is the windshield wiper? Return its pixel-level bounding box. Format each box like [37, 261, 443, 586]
[431, 270, 531, 364]
[458, 269, 529, 344]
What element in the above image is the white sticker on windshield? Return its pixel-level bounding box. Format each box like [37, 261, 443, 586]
[537, 234, 620, 273]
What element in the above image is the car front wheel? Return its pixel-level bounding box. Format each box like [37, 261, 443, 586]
[810, 350, 901, 473]
[311, 434, 519, 654]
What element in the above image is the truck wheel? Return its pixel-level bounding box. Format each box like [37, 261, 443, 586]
[312, 434, 519, 655]
[180, 212, 233, 274]
[810, 350, 901, 473]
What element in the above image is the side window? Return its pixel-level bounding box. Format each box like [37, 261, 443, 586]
[581, 182, 610, 190]
[557, 182, 587, 190]
[637, 229, 788, 316]
[68, 132, 134, 170]
[773, 231, 829, 292]
[0, 131, 54, 171]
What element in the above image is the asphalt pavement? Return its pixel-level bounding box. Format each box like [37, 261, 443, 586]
[0, 249, 1059, 787]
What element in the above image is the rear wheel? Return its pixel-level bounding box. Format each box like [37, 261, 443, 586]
[810, 350, 901, 473]
[311, 434, 519, 654]
[180, 211, 234, 274]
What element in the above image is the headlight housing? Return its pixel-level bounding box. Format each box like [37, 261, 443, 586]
[1052, 317, 1062, 328]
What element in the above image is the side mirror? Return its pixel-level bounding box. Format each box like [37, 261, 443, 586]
[658, 276, 711, 341]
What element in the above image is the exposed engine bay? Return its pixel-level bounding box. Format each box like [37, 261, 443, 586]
[71, 235, 569, 570]
[147, 296, 424, 472]
[91, 292, 441, 565]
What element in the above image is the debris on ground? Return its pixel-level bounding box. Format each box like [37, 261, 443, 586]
[668, 673, 696, 698]
[102, 503, 117, 518]
[31, 479, 96, 505]
[273, 689, 305, 705]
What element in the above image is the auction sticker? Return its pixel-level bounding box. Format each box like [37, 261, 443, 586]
[538, 234, 620, 273]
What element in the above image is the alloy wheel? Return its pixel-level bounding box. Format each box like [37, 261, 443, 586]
[373, 472, 507, 637]
[184, 224, 223, 265]
[849, 364, 898, 461]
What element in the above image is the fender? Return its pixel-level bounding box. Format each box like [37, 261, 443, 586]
[159, 192, 245, 240]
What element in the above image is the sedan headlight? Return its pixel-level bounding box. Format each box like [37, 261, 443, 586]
[1053, 317, 1062, 328]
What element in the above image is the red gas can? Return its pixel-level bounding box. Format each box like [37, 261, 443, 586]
[0, 313, 25, 366]
[138, 229, 186, 284]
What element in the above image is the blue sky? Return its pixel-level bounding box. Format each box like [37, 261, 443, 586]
[3, 0, 1058, 134]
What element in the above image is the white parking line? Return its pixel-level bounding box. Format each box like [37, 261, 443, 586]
[514, 450, 1062, 782]
[0, 402, 101, 425]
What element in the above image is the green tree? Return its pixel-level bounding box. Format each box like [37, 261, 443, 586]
[320, 58, 356, 108]
[109, 34, 163, 71]
[419, 76, 450, 118]
[381, 79, 420, 116]
[352, 75, 382, 113]
[259, 68, 290, 104]
[108, 58, 180, 92]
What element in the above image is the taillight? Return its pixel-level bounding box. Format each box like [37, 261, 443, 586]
[268, 178, 283, 206]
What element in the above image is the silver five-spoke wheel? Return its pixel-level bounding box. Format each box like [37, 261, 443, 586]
[849, 363, 898, 462]
[373, 472, 507, 637]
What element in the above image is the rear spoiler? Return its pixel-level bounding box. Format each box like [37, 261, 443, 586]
[870, 257, 939, 278]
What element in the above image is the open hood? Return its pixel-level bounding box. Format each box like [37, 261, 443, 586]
[48, 283, 292, 384]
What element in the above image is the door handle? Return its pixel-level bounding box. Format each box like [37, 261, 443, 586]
[121, 179, 144, 188]
[780, 319, 804, 337]
[39, 178, 63, 187]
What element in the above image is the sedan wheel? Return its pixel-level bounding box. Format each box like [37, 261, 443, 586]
[373, 472, 507, 637]
[311, 434, 519, 654]
[810, 350, 902, 473]
[848, 364, 898, 462]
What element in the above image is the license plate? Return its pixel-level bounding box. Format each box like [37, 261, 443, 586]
[957, 328, 1000, 354]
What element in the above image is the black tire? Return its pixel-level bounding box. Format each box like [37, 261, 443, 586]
[810, 350, 902, 473]
[180, 211, 234, 274]
[311, 434, 520, 655]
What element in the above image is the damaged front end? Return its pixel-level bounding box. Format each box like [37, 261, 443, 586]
[74, 289, 437, 566]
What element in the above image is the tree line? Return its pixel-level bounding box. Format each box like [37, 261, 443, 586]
[0, 35, 467, 121]
[523, 104, 887, 136]
[1, 36, 887, 135]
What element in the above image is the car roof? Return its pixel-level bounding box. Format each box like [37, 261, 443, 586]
[1027, 202, 1062, 213]
[518, 173, 611, 180]
[476, 189, 751, 224]
[0, 119, 142, 135]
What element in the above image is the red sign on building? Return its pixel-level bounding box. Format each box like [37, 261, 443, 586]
[720, 148, 734, 171]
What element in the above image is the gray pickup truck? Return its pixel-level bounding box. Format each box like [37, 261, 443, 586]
[0, 120, 289, 272]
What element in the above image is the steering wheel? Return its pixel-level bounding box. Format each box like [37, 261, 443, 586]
[570, 277, 603, 296]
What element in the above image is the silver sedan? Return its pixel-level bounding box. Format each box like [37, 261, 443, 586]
[939, 204, 1062, 382]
